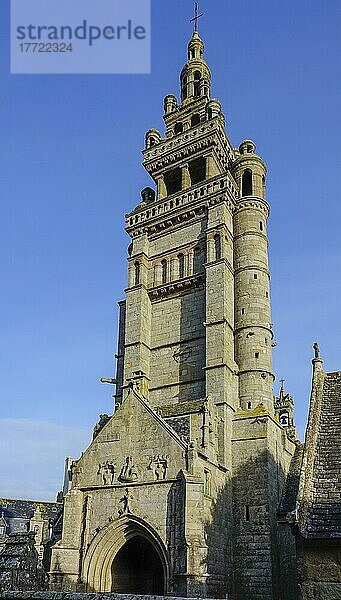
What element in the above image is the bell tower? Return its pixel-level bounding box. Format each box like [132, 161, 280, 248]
[117, 26, 242, 470]
[50, 19, 298, 600]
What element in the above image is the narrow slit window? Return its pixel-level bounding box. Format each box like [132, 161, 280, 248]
[242, 169, 253, 196]
[134, 262, 140, 286]
[161, 260, 167, 284]
[255, 352, 259, 359]
[214, 234, 222, 260]
[254, 274, 258, 279]
[260, 221, 263, 231]
[193, 70, 201, 97]
[178, 253, 185, 279]
[241, 308, 245, 315]
[245, 505, 250, 522]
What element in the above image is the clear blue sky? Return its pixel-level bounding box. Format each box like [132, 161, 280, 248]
[1, 0, 340, 501]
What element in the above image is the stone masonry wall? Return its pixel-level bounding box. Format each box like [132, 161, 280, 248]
[149, 290, 206, 406]
[0, 593, 229, 600]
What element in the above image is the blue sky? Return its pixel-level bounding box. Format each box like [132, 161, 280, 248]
[0, 0, 340, 501]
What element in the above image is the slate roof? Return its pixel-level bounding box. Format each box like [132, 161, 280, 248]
[278, 442, 304, 516]
[304, 372, 341, 538]
[0, 498, 62, 523]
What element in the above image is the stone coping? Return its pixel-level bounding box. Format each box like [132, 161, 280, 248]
[0, 594, 228, 600]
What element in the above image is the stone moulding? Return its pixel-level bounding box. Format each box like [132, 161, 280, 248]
[148, 273, 205, 300]
[0, 594, 229, 600]
[125, 173, 237, 230]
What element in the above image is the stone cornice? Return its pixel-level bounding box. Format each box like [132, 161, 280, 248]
[125, 174, 238, 238]
[148, 273, 205, 301]
[143, 118, 234, 172]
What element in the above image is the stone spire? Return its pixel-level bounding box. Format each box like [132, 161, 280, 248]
[180, 30, 211, 102]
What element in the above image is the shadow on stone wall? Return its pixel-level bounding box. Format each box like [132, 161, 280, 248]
[204, 450, 298, 600]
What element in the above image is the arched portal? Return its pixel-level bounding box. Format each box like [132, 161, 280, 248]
[111, 534, 164, 594]
[82, 515, 169, 593]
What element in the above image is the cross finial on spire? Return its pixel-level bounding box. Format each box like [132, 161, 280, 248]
[280, 378, 285, 389]
[190, 2, 204, 33]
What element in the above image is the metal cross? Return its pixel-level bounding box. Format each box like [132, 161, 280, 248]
[279, 378, 285, 388]
[190, 2, 204, 33]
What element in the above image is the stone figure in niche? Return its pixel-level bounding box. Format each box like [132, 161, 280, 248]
[148, 455, 169, 480]
[118, 488, 133, 516]
[97, 461, 115, 485]
[118, 457, 138, 483]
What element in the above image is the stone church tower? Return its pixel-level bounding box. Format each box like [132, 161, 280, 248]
[50, 29, 297, 600]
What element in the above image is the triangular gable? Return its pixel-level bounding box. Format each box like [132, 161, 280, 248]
[71, 387, 187, 489]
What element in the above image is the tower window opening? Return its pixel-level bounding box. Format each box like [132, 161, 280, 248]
[245, 505, 250, 522]
[174, 122, 184, 135]
[266, 291, 269, 298]
[207, 107, 213, 120]
[242, 169, 253, 196]
[190, 49, 195, 59]
[280, 412, 289, 427]
[164, 168, 182, 196]
[259, 221, 263, 231]
[193, 70, 201, 97]
[241, 308, 245, 315]
[181, 76, 188, 100]
[253, 273, 258, 279]
[191, 113, 201, 127]
[255, 352, 259, 359]
[161, 260, 167, 284]
[178, 253, 185, 279]
[247, 402, 252, 409]
[134, 262, 141, 286]
[189, 157, 206, 185]
[214, 234, 222, 260]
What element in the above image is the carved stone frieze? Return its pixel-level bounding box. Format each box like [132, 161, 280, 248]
[97, 461, 115, 486]
[118, 457, 139, 483]
[148, 455, 169, 480]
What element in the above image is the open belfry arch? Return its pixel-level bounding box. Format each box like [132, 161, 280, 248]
[50, 22, 299, 600]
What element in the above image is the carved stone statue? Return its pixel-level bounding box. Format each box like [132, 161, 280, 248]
[148, 455, 169, 480]
[97, 461, 115, 485]
[313, 342, 320, 359]
[93, 414, 110, 440]
[118, 488, 133, 516]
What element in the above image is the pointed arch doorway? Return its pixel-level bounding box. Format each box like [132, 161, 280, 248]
[83, 515, 168, 593]
[111, 534, 164, 594]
